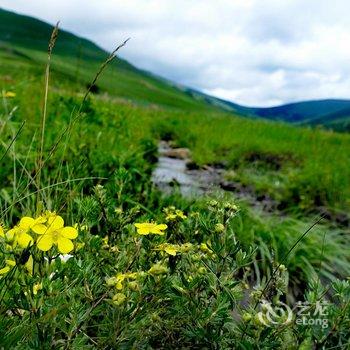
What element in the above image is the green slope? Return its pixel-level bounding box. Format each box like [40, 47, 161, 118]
[0, 7, 224, 111]
[303, 107, 350, 132]
[2, 7, 350, 130]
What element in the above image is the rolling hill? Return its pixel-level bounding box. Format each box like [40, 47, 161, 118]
[251, 99, 350, 125]
[0, 7, 225, 111]
[1, 7, 350, 130]
[219, 98, 350, 128]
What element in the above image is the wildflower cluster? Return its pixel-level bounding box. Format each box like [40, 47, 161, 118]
[163, 206, 187, 222]
[1, 212, 78, 255]
[154, 241, 213, 257]
[134, 222, 167, 235]
[0, 211, 79, 278]
[106, 271, 147, 305]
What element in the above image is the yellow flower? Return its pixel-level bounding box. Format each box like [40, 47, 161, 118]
[3, 91, 16, 98]
[200, 242, 212, 254]
[0, 259, 16, 275]
[197, 266, 206, 274]
[112, 293, 126, 306]
[155, 243, 179, 256]
[179, 242, 193, 253]
[223, 202, 238, 212]
[33, 283, 42, 295]
[36, 215, 78, 254]
[6, 217, 38, 248]
[175, 209, 187, 220]
[107, 272, 140, 290]
[134, 222, 167, 235]
[164, 207, 187, 222]
[0, 224, 4, 238]
[166, 213, 177, 221]
[128, 281, 139, 291]
[115, 273, 126, 290]
[106, 276, 119, 286]
[148, 263, 168, 275]
[214, 223, 225, 233]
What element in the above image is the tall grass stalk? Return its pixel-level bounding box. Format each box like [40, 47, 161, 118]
[47, 37, 130, 162]
[36, 22, 59, 209]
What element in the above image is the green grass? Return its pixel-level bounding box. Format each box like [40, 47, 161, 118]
[0, 9, 350, 348]
[160, 112, 350, 212]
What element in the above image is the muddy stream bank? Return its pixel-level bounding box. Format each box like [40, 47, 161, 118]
[152, 141, 350, 228]
[151, 141, 277, 212]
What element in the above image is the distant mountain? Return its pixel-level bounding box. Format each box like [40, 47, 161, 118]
[1, 7, 349, 131]
[216, 97, 350, 131]
[304, 106, 350, 132]
[251, 99, 350, 124]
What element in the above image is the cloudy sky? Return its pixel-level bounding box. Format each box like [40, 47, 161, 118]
[1, 0, 350, 106]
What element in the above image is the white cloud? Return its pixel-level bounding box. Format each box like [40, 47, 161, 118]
[1, 0, 350, 106]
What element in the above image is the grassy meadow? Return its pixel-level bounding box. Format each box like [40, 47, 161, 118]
[0, 15, 350, 349]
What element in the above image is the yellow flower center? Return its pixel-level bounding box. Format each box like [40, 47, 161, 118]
[52, 230, 60, 242]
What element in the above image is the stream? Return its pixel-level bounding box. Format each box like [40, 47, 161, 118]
[152, 141, 277, 211]
[151, 141, 221, 196]
[152, 141, 350, 228]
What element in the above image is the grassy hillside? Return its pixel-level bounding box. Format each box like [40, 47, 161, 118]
[305, 107, 350, 132]
[0, 8, 349, 348]
[0, 8, 226, 111]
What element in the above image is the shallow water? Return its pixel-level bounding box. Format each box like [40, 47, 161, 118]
[151, 141, 220, 196]
[152, 141, 277, 211]
[152, 142, 350, 228]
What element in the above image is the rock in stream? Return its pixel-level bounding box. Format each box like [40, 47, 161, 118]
[151, 141, 222, 196]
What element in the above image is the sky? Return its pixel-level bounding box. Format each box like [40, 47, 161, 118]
[1, 0, 350, 107]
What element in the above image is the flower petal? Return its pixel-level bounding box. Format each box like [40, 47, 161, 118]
[164, 246, 177, 256]
[6, 228, 16, 242]
[136, 227, 151, 235]
[57, 237, 74, 254]
[48, 215, 64, 230]
[60, 226, 78, 239]
[32, 224, 48, 235]
[19, 217, 34, 229]
[17, 232, 34, 248]
[6, 260, 16, 267]
[112, 293, 126, 306]
[151, 224, 167, 235]
[151, 229, 165, 235]
[37, 234, 53, 252]
[0, 266, 10, 275]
